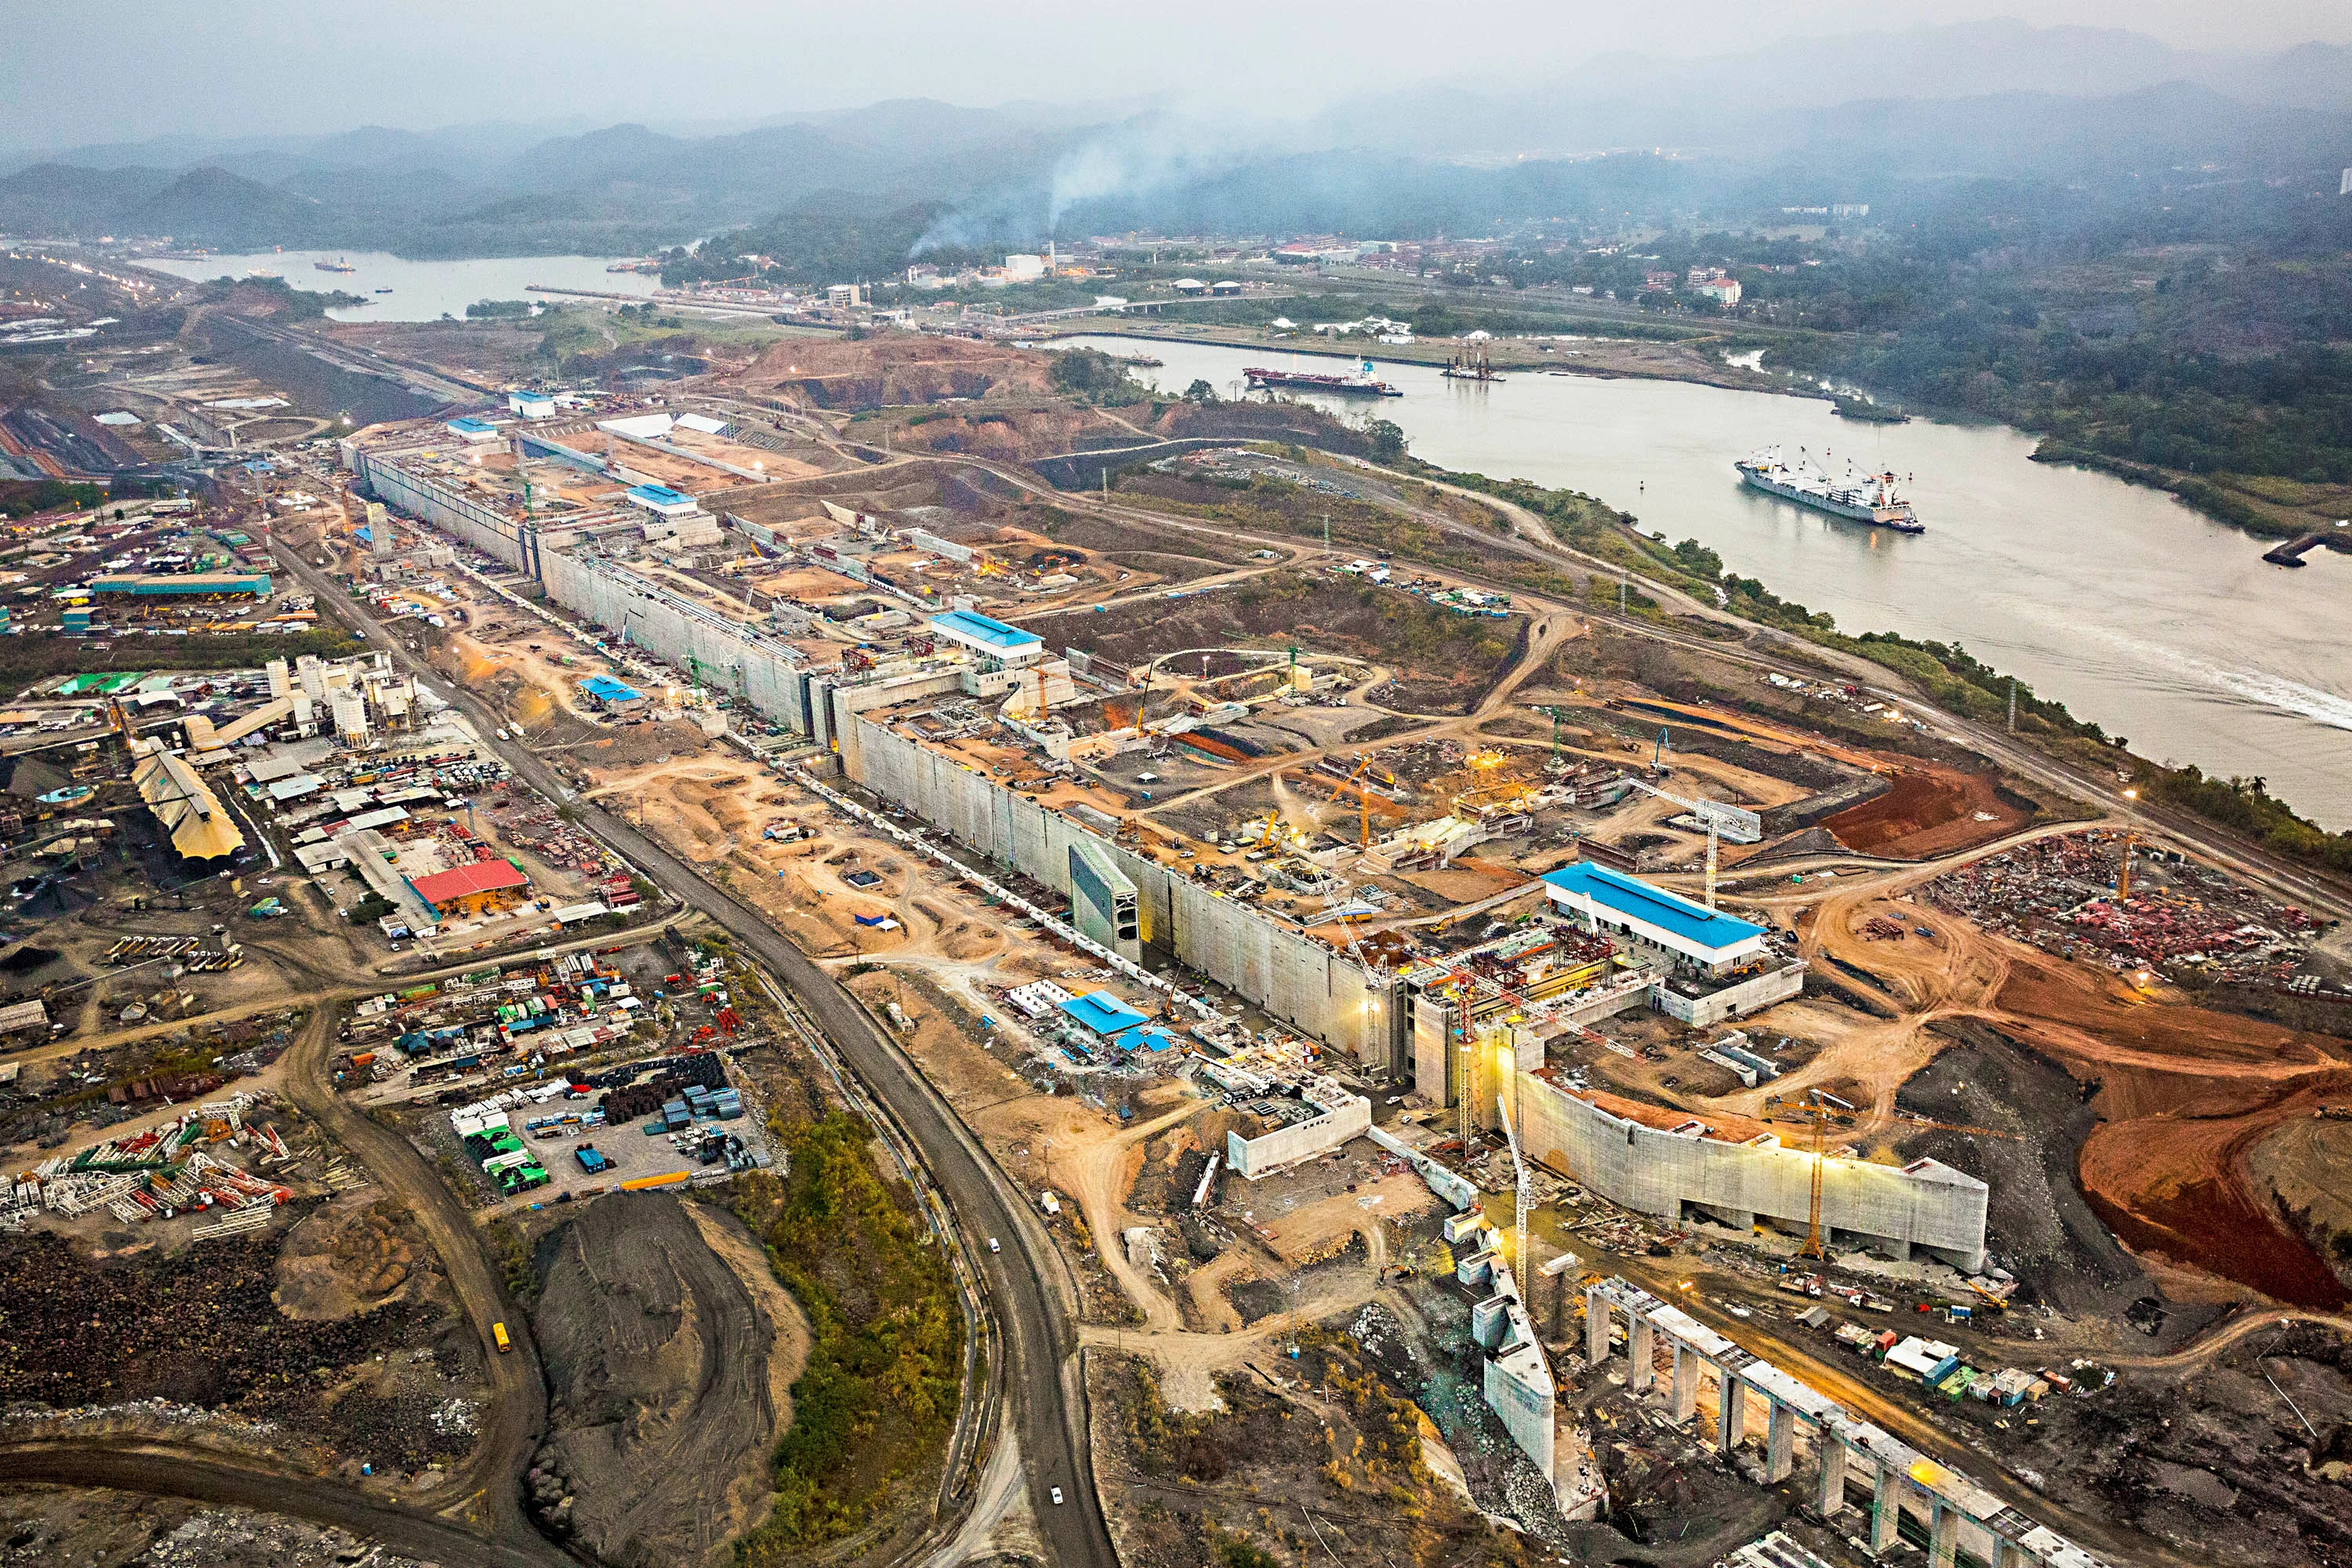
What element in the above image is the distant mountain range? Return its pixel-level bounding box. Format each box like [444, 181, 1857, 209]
[0, 23, 2344, 260]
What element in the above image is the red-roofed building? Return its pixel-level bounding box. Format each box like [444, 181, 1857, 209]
[407, 858, 530, 916]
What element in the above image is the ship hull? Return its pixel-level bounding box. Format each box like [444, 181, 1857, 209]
[1738, 466, 1922, 532]
[1244, 368, 1401, 397]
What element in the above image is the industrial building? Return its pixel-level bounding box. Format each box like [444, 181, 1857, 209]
[1541, 861, 1804, 1025]
[927, 608, 1044, 667]
[89, 572, 271, 598]
[577, 674, 648, 715]
[130, 739, 245, 861]
[407, 859, 532, 919]
[623, 483, 700, 518]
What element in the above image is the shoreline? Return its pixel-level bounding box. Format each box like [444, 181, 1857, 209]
[1040, 318, 1788, 396]
[1054, 320, 2332, 557]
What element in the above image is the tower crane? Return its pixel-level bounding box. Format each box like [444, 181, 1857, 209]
[1499, 1087, 1533, 1277]
[1621, 775, 1758, 911]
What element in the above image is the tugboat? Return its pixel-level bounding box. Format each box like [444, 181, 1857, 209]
[1736, 446, 1922, 532]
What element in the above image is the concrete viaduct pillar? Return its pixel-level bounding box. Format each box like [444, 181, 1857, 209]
[1628, 1316, 1656, 1393]
[1869, 1465, 1900, 1555]
[1670, 1342, 1697, 1421]
[1816, 1437, 1847, 1518]
[1765, 1397, 1796, 1483]
[1584, 1288, 1610, 1367]
[1717, 1370, 1744, 1457]
[1929, 1502, 1961, 1568]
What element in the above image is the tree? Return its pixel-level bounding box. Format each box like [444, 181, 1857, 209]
[1184, 378, 1218, 405]
[1048, 347, 1137, 401]
[1366, 419, 1407, 463]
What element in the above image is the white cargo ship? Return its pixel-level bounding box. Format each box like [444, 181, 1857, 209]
[1736, 446, 1922, 532]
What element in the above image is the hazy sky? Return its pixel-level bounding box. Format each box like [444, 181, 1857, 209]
[8, 0, 2347, 148]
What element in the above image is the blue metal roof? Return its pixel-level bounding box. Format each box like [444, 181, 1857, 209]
[447, 416, 496, 434]
[578, 674, 643, 701]
[931, 608, 1042, 650]
[626, 482, 692, 506]
[1115, 1026, 1177, 1052]
[1540, 861, 1766, 953]
[1059, 990, 1149, 1037]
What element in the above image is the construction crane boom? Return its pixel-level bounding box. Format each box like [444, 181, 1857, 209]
[1624, 775, 1724, 909]
[1499, 1087, 1532, 1277]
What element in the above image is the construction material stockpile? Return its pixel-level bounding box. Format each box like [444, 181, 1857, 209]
[1926, 830, 2320, 984]
[0, 1094, 299, 1241]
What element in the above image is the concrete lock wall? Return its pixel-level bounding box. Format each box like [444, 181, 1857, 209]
[850, 714, 1388, 1057]
[1227, 1097, 1370, 1178]
[540, 551, 815, 735]
[352, 449, 535, 573]
[1515, 1071, 1987, 1270]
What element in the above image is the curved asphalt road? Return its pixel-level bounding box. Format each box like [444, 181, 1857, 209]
[272, 541, 1118, 1568]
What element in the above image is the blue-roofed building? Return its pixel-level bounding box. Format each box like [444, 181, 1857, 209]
[1540, 861, 1767, 975]
[928, 608, 1045, 668]
[1057, 989, 1151, 1046]
[445, 416, 499, 443]
[507, 390, 557, 420]
[1540, 859, 1801, 1025]
[577, 673, 647, 714]
[623, 482, 700, 518]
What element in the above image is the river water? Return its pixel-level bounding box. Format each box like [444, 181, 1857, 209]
[136, 251, 659, 323]
[1065, 336, 2352, 828]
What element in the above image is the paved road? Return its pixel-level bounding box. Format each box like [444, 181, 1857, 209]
[272, 539, 1119, 1568]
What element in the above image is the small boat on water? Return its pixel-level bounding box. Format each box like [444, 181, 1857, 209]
[374, 287, 394, 293]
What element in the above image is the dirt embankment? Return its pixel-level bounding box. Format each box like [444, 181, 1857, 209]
[1992, 953, 2352, 1311]
[529, 1192, 809, 1567]
[744, 333, 1048, 411]
[1816, 765, 2035, 859]
[1029, 570, 1521, 714]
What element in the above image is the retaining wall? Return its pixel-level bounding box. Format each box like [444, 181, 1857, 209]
[1515, 1071, 1986, 1271]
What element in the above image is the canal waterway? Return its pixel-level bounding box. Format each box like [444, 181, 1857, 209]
[136, 251, 659, 323]
[1065, 336, 2352, 828]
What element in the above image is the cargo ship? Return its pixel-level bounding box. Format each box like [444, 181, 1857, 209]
[314, 256, 358, 274]
[1736, 446, 1922, 532]
[1245, 358, 1400, 397]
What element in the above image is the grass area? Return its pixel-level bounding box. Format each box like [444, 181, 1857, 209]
[728, 1111, 961, 1560]
[0, 628, 364, 697]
